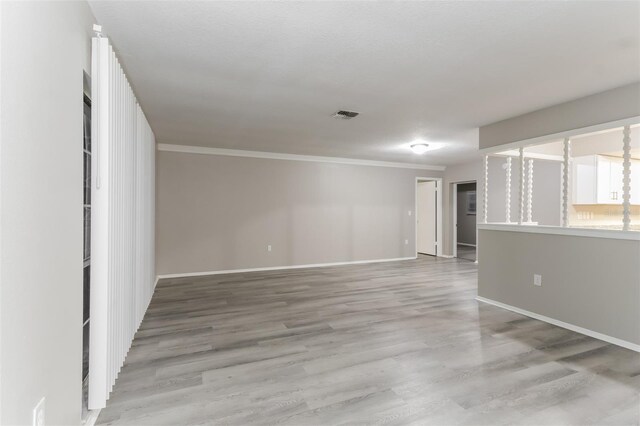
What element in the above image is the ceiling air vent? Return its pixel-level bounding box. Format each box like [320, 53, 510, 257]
[332, 110, 360, 120]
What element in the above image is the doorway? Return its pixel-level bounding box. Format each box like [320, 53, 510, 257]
[453, 181, 477, 262]
[415, 178, 442, 257]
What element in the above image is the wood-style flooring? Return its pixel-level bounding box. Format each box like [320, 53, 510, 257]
[456, 244, 476, 262]
[96, 256, 640, 425]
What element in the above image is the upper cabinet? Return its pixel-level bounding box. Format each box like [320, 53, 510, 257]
[573, 155, 640, 205]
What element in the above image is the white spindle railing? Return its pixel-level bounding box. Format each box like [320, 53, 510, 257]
[526, 159, 534, 223]
[622, 125, 631, 231]
[89, 36, 156, 410]
[483, 155, 489, 224]
[505, 157, 512, 223]
[518, 148, 525, 225]
[562, 138, 571, 227]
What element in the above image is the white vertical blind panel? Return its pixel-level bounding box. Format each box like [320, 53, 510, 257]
[89, 36, 156, 409]
[136, 105, 156, 327]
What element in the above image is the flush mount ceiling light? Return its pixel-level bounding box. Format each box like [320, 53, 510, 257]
[410, 143, 429, 154]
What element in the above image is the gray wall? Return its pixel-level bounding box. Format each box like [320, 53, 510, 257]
[156, 151, 442, 275]
[478, 229, 640, 345]
[480, 82, 640, 149]
[531, 160, 562, 226]
[478, 84, 640, 350]
[456, 183, 477, 245]
[487, 157, 562, 226]
[0, 1, 94, 424]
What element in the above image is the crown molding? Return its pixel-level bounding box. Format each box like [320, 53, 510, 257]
[157, 143, 446, 171]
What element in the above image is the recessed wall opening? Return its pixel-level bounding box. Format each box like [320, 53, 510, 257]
[453, 181, 477, 262]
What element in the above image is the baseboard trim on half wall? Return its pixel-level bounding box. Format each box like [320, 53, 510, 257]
[156, 256, 417, 280]
[476, 296, 640, 353]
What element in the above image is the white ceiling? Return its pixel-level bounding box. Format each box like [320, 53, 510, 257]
[88, 1, 640, 166]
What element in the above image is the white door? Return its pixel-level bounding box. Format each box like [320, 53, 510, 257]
[417, 181, 437, 255]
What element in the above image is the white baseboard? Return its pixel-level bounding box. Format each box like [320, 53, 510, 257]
[82, 409, 101, 426]
[157, 256, 417, 280]
[456, 242, 476, 247]
[476, 296, 640, 353]
[439, 254, 455, 259]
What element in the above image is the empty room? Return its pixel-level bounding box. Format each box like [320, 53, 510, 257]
[1, 1, 639, 425]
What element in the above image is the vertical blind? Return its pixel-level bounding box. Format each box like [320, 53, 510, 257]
[89, 36, 156, 409]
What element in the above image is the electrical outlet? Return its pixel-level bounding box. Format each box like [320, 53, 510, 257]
[33, 397, 45, 426]
[267, 245, 272, 252]
[534, 274, 542, 287]
[404, 239, 409, 245]
[408, 210, 412, 216]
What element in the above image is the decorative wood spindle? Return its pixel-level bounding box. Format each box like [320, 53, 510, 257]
[562, 138, 571, 227]
[483, 155, 489, 224]
[622, 125, 631, 231]
[519, 148, 525, 225]
[505, 157, 512, 223]
[526, 159, 534, 223]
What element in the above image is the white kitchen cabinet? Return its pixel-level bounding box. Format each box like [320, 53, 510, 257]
[573, 155, 639, 205]
[573, 155, 597, 204]
[596, 156, 623, 204]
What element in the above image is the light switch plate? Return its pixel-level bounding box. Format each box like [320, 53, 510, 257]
[534, 274, 542, 287]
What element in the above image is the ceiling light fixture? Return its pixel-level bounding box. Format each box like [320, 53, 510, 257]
[410, 143, 429, 154]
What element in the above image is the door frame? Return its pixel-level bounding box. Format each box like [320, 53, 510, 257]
[452, 180, 477, 260]
[415, 177, 443, 257]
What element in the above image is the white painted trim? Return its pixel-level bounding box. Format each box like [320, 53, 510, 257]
[158, 143, 446, 171]
[0, 1, 3, 416]
[82, 409, 101, 426]
[439, 254, 455, 259]
[476, 296, 640, 352]
[453, 182, 458, 258]
[492, 150, 564, 162]
[456, 242, 476, 247]
[480, 116, 640, 155]
[156, 256, 416, 280]
[415, 177, 443, 258]
[477, 223, 640, 241]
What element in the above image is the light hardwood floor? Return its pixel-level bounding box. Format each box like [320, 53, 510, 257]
[96, 256, 640, 425]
